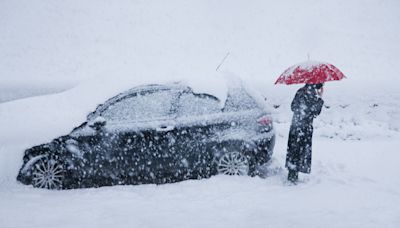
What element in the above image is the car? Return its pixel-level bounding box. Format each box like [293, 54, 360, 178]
[17, 82, 275, 189]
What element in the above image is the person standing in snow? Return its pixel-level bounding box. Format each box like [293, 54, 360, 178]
[286, 83, 324, 183]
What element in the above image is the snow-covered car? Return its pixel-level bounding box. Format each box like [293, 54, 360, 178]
[17, 83, 275, 189]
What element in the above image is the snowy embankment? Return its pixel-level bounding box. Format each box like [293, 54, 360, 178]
[0, 83, 73, 104]
[269, 86, 400, 141]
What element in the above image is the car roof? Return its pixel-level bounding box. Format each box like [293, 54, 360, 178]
[86, 82, 267, 120]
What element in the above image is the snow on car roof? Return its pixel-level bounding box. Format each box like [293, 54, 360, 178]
[87, 73, 269, 120]
[0, 71, 264, 146]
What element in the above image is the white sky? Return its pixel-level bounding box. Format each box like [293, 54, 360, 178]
[1, 0, 399, 91]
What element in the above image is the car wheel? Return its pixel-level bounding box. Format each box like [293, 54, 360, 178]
[31, 157, 64, 189]
[217, 151, 250, 176]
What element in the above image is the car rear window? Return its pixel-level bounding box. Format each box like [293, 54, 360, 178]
[223, 88, 259, 111]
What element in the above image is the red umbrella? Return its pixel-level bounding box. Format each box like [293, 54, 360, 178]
[275, 61, 346, 85]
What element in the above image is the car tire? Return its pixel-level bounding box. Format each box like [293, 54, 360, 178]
[217, 151, 251, 176]
[31, 157, 65, 189]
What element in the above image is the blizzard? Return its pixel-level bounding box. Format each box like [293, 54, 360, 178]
[1, 0, 400, 228]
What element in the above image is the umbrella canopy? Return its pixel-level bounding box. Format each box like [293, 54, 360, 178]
[275, 61, 346, 85]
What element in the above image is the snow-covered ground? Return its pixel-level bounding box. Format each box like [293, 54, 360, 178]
[1, 0, 400, 227]
[1, 78, 399, 228]
[1, 139, 399, 228]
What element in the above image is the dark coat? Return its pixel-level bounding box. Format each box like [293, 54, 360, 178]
[285, 85, 324, 173]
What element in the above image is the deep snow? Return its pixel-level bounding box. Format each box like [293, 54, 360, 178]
[1, 140, 399, 228]
[1, 0, 400, 227]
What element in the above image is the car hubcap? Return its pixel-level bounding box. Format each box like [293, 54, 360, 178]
[217, 152, 249, 175]
[32, 159, 64, 189]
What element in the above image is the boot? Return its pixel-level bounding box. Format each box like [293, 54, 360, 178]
[287, 169, 298, 183]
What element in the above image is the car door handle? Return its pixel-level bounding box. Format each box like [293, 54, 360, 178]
[156, 125, 175, 132]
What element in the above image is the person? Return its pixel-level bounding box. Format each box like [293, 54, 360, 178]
[286, 83, 324, 183]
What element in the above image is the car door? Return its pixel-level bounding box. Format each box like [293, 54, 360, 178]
[97, 88, 179, 184]
[173, 91, 224, 179]
[69, 119, 122, 187]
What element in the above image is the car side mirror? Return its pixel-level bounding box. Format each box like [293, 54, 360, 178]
[89, 116, 106, 130]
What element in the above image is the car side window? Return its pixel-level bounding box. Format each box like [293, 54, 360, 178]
[100, 90, 176, 123]
[177, 92, 220, 116]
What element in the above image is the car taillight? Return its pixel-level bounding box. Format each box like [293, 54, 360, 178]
[257, 115, 273, 132]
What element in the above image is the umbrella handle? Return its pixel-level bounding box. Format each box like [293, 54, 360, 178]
[317, 87, 324, 97]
